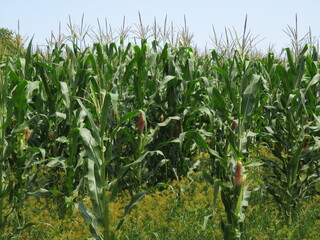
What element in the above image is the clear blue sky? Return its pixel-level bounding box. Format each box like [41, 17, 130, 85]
[2, 0, 320, 52]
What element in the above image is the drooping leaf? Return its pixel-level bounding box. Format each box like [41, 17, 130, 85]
[116, 191, 148, 231]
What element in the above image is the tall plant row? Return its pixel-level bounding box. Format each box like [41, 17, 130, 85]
[0, 38, 319, 239]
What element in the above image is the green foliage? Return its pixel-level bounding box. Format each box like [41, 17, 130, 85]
[0, 31, 319, 240]
[4, 173, 320, 239]
[259, 46, 320, 224]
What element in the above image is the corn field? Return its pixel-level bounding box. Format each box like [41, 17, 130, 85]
[0, 23, 320, 239]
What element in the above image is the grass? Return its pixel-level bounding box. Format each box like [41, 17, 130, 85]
[4, 168, 320, 240]
[244, 192, 320, 240]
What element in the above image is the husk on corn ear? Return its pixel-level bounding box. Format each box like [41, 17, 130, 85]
[138, 112, 145, 132]
[24, 127, 30, 141]
[303, 135, 311, 150]
[232, 120, 237, 132]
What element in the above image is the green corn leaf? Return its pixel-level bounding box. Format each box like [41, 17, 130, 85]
[116, 191, 148, 231]
[75, 203, 102, 240]
[50, 189, 63, 194]
[233, 185, 244, 219]
[26, 80, 39, 103]
[213, 66, 228, 78]
[44, 157, 67, 168]
[11, 80, 28, 125]
[26, 188, 49, 197]
[109, 179, 119, 203]
[289, 141, 305, 186]
[99, 92, 111, 137]
[77, 99, 100, 143]
[149, 75, 176, 102]
[87, 157, 102, 194]
[60, 81, 70, 108]
[305, 73, 320, 93]
[213, 179, 221, 209]
[78, 127, 101, 166]
[78, 128, 98, 148]
[121, 42, 132, 62]
[24, 38, 33, 78]
[202, 171, 214, 185]
[179, 130, 208, 149]
[119, 150, 165, 177]
[285, 48, 295, 73]
[242, 187, 251, 208]
[120, 110, 140, 124]
[203, 215, 212, 230]
[305, 55, 317, 78]
[209, 87, 228, 118]
[110, 93, 119, 122]
[157, 116, 180, 127]
[89, 78, 100, 110]
[295, 45, 308, 89]
[241, 74, 260, 117]
[198, 107, 214, 125]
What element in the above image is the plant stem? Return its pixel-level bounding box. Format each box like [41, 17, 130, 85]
[0, 150, 3, 239]
[137, 132, 144, 187]
[0, 71, 5, 239]
[101, 139, 110, 240]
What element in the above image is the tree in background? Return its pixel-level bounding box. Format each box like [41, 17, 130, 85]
[0, 28, 24, 56]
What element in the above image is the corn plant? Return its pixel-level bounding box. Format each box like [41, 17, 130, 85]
[260, 45, 320, 224]
[0, 58, 10, 238]
[73, 42, 166, 238]
[1, 19, 320, 239]
[0, 41, 49, 237]
[202, 50, 264, 239]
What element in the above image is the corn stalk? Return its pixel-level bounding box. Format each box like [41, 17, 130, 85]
[261, 45, 320, 224]
[202, 50, 263, 239]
